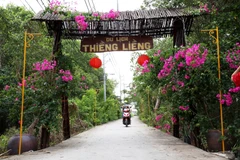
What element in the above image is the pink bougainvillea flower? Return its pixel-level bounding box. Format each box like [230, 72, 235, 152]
[216, 93, 233, 106]
[149, 64, 154, 68]
[155, 125, 162, 129]
[171, 116, 177, 124]
[18, 79, 27, 87]
[33, 59, 56, 71]
[155, 114, 163, 121]
[141, 60, 150, 74]
[81, 76, 86, 81]
[179, 106, 189, 111]
[200, 3, 210, 13]
[4, 85, 10, 90]
[185, 74, 190, 79]
[30, 85, 36, 90]
[161, 87, 167, 94]
[164, 124, 171, 131]
[59, 69, 73, 82]
[75, 15, 88, 31]
[154, 50, 161, 56]
[172, 85, 177, 91]
[106, 9, 119, 19]
[92, 12, 99, 17]
[177, 81, 184, 87]
[174, 50, 185, 60]
[185, 44, 208, 68]
[157, 56, 174, 79]
[100, 13, 107, 20]
[177, 62, 185, 70]
[229, 87, 240, 93]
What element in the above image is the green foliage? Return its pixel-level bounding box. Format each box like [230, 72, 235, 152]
[133, 0, 240, 152]
[0, 127, 19, 153]
[0, 135, 8, 153]
[73, 88, 120, 126]
[0, 4, 115, 137]
[153, 102, 173, 133]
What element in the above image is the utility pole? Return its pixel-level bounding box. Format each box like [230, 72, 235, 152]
[119, 76, 122, 102]
[103, 53, 106, 102]
[117, 0, 119, 11]
[119, 75, 124, 103]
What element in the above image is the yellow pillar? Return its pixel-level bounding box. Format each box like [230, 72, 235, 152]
[18, 32, 41, 154]
[18, 31, 27, 155]
[201, 27, 225, 152]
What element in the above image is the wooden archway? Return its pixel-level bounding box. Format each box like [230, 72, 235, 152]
[31, 7, 196, 147]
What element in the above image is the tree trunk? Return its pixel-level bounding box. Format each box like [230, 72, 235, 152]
[154, 97, 160, 113]
[40, 126, 50, 149]
[26, 118, 39, 135]
[173, 114, 180, 138]
[62, 95, 70, 140]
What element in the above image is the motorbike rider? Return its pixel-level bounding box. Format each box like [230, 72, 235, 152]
[122, 105, 131, 124]
[122, 105, 130, 113]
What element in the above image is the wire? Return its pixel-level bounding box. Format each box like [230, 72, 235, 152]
[23, 0, 36, 13]
[91, 0, 96, 12]
[40, 0, 47, 8]
[87, 0, 93, 12]
[109, 54, 118, 73]
[111, 54, 119, 68]
[19, 0, 29, 10]
[108, 54, 118, 74]
[36, 0, 44, 10]
[83, 0, 90, 12]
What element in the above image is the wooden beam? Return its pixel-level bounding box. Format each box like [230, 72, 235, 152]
[52, 21, 71, 141]
[172, 18, 186, 138]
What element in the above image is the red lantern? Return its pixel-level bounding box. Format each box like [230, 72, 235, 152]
[137, 54, 150, 66]
[233, 72, 240, 87]
[89, 57, 102, 69]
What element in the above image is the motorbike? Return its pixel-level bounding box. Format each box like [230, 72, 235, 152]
[122, 107, 131, 127]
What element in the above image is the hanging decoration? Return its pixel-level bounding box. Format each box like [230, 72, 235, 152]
[232, 72, 240, 87]
[137, 54, 150, 66]
[89, 57, 102, 69]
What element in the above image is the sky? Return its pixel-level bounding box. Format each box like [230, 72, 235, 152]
[0, 0, 145, 99]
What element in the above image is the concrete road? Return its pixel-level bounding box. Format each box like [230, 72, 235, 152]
[5, 116, 226, 160]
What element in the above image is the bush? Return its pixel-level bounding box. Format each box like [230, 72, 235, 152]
[0, 127, 19, 153]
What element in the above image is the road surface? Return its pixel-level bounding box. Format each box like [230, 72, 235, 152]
[5, 116, 226, 160]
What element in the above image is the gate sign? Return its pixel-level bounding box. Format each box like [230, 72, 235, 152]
[81, 36, 153, 53]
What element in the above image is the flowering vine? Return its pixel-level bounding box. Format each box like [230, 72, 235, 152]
[179, 106, 189, 111]
[59, 69, 73, 82]
[199, 3, 218, 14]
[33, 59, 73, 83]
[215, 42, 240, 106]
[45, 0, 120, 31]
[226, 42, 240, 69]
[33, 59, 56, 71]
[75, 9, 119, 31]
